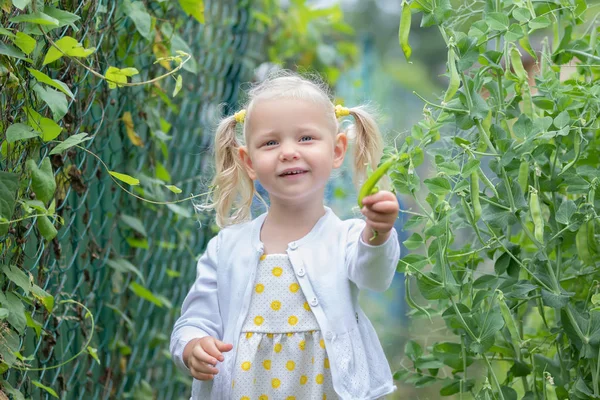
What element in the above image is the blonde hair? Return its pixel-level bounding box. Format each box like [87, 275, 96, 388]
[200, 70, 386, 228]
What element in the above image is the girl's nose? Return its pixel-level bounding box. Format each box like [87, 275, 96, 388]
[279, 144, 299, 161]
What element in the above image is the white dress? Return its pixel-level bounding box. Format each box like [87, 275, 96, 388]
[231, 253, 339, 399]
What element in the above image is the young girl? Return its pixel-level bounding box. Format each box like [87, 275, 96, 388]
[170, 72, 401, 400]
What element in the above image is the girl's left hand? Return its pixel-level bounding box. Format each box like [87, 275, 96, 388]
[360, 190, 399, 244]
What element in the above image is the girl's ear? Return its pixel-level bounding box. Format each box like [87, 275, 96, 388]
[333, 132, 348, 169]
[238, 146, 257, 180]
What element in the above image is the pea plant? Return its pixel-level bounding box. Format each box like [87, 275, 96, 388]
[392, 0, 600, 398]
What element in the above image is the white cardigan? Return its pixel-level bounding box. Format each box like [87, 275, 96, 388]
[170, 206, 400, 399]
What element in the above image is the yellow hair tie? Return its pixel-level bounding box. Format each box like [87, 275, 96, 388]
[335, 104, 350, 118]
[234, 109, 246, 123]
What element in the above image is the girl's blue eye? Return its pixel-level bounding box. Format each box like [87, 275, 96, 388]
[300, 136, 313, 142]
[265, 140, 277, 146]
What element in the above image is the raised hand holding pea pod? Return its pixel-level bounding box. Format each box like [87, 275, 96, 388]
[358, 153, 403, 241]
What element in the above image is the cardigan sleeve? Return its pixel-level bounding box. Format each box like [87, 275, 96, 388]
[345, 219, 401, 292]
[170, 232, 223, 375]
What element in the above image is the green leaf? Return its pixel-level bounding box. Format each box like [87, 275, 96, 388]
[505, 24, 524, 42]
[24, 107, 63, 142]
[512, 114, 534, 139]
[404, 340, 423, 361]
[87, 346, 101, 365]
[166, 184, 182, 194]
[6, 123, 40, 143]
[173, 75, 183, 97]
[0, 326, 20, 367]
[123, 1, 153, 40]
[167, 203, 192, 218]
[0, 26, 16, 38]
[178, 0, 205, 23]
[120, 214, 147, 236]
[105, 66, 139, 89]
[512, 8, 530, 22]
[0, 41, 33, 62]
[12, 0, 32, 10]
[553, 111, 570, 129]
[0, 291, 27, 334]
[26, 158, 56, 204]
[2, 264, 32, 295]
[9, 12, 59, 26]
[424, 177, 451, 195]
[417, 273, 449, 300]
[25, 313, 42, 340]
[529, 16, 551, 30]
[33, 85, 68, 121]
[485, 12, 509, 31]
[27, 68, 75, 99]
[494, 252, 511, 275]
[49, 133, 91, 155]
[397, 254, 429, 273]
[0, 172, 19, 236]
[129, 282, 164, 307]
[433, 342, 474, 370]
[465, 310, 504, 353]
[106, 258, 146, 284]
[109, 171, 140, 185]
[31, 381, 58, 398]
[43, 36, 96, 65]
[0, 308, 9, 319]
[403, 233, 424, 250]
[155, 161, 171, 182]
[37, 215, 58, 240]
[461, 159, 480, 177]
[437, 161, 460, 176]
[404, 215, 427, 230]
[13, 32, 36, 54]
[43, 5, 81, 29]
[30, 284, 54, 313]
[541, 289, 572, 308]
[556, 199, 577, 225]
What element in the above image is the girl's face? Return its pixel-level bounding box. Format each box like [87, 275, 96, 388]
[238, 98, 347, 205]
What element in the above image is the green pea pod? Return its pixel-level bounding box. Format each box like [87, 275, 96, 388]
[478, 167, 499, 198]
[496, 290, 522, 352]
[358, 155, 398, 208]
[399, 1, 412, 61]
[471, 172, 481, 221]
[530, 191, 544, 243]
[588, 218, 598, 254]
[461, 196, 474, 224]
[443, 46, 460, 103]
[510, 47, 528, 82]
[518, 159, 529, 195]
[522, 82, 534, 119]
[576, 220, 593, 266]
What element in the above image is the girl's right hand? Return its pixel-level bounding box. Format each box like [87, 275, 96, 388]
[184, 336, 234, 380]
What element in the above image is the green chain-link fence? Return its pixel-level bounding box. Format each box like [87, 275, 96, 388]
[1, 0, 264, 398]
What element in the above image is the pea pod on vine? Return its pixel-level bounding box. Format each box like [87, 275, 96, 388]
[398, 0, 412, 61]
[518, 159, 529, 195]
[470, 171, 481, 221]
[529, 189, 544, 243]
[443, 44, 460, 103]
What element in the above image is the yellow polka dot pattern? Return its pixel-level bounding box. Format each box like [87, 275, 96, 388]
[232, 254, 335, 398]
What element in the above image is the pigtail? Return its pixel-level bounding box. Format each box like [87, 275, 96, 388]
[346, 106, 389, 192]
[204, 114, 255, 228]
